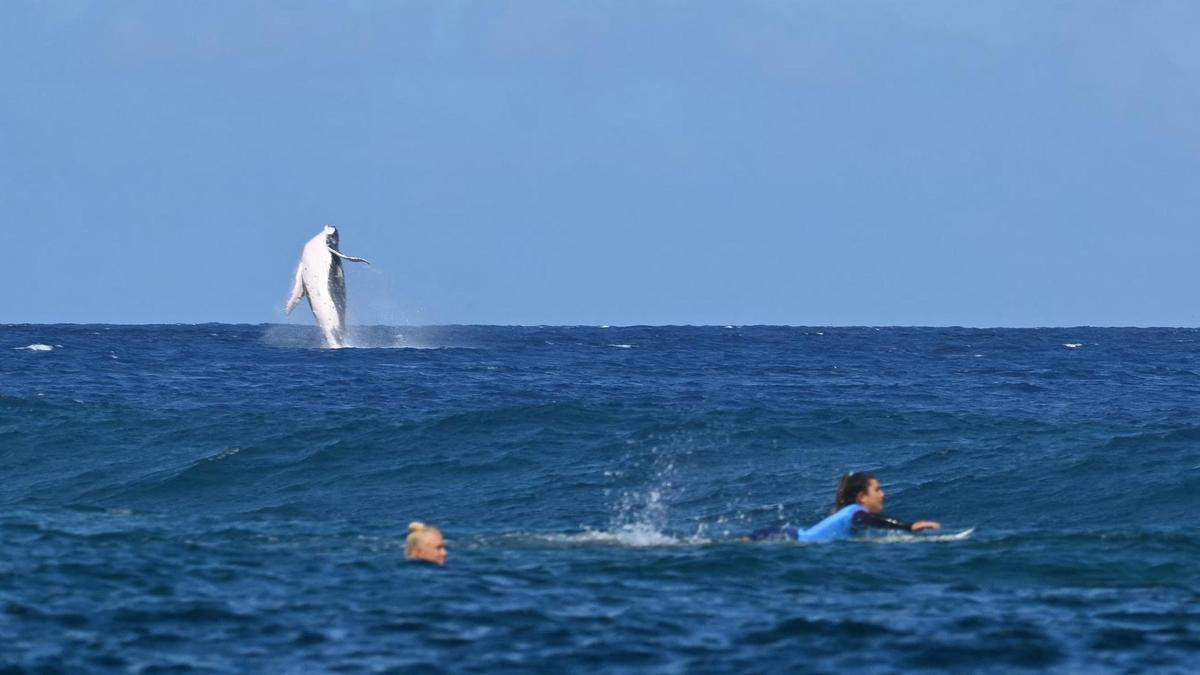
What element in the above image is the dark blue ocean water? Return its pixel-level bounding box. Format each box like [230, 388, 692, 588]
[2, 325, 1199, 673]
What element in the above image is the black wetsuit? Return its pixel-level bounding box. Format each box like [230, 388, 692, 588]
[851, 510, 914, 532]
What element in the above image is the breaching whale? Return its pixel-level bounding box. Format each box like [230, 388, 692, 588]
[285, 225, 370, 348]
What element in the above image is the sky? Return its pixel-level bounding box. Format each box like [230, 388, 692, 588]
[2, 1, 1198, 327]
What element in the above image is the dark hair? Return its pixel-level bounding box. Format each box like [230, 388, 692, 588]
[833, 472, 876, 512]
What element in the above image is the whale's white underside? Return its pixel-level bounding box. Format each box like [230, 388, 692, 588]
[285, 227, 369, 348]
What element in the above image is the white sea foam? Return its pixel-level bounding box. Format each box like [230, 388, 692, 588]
[204, 447, 241, 463]
[346, 327, 410, 349]
[16, 344, 53, 352]
[263, 324, 466, 350]
[1064, 343, 1083, 349]
[609, 344, 633, 349]
[527, 526, 710, 547]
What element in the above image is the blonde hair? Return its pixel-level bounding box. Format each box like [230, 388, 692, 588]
[405, 521, 442, 558]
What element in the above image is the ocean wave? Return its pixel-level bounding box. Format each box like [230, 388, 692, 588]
[1102, 426, 1200, 447]
[14, 343, 54, 351]
[4, 324, 1200, 673]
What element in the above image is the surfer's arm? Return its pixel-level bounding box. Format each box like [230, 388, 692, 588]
[285, 262, 305, 314]
[852, 511, 939, 532]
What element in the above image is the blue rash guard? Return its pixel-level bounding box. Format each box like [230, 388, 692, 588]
[794, 504, 864, 542]
[747, 504, 915, 542]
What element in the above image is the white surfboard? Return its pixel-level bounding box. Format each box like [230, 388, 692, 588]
[862, 527, 975, 544]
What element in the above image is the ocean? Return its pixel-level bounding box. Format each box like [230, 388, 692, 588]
[2, 324, 1198, 673]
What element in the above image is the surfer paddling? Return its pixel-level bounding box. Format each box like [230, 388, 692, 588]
[745, 472, 940, 542]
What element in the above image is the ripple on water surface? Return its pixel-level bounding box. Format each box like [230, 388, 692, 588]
[2, 325, 1200, 672]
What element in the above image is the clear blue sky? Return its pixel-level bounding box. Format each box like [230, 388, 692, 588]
[3, 1, 1198, 326]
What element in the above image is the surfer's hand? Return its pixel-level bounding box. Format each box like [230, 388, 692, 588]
[911, 521, 941, 531]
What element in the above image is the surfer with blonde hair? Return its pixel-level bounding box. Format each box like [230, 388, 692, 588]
[405, 522, 448, 566]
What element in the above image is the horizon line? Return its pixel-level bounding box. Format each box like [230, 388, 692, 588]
[4, 322, 1198, 330]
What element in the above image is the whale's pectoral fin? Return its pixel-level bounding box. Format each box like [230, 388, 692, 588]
[285, 262, 306, 315]
[328, 247, 371, 265]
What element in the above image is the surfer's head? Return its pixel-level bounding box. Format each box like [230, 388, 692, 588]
[834, 472, 884, 513]
[405, 522, 447, 566]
